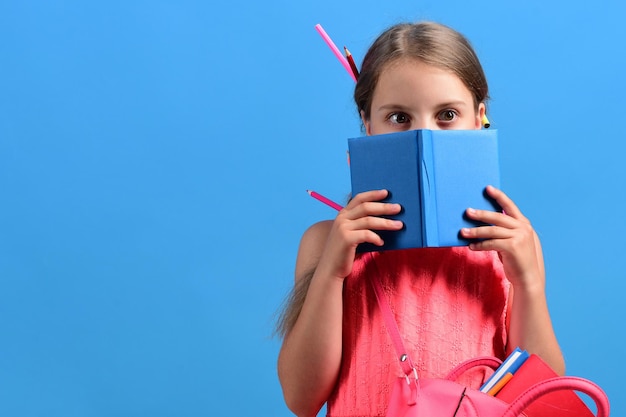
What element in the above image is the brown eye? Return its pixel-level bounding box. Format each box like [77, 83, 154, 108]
[389, 112, 410, 124]
[438, 110, 457, 121]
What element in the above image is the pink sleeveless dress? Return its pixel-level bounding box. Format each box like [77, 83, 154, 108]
[326, 246, 510, 417]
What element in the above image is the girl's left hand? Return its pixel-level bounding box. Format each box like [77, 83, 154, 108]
[460, 185, 545, 291]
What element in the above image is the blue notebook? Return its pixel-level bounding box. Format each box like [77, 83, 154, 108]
[348, 129, 500, 252]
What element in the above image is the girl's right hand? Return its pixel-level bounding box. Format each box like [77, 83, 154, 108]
[317, 189, 403, 281]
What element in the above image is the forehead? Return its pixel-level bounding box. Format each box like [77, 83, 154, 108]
[372, 58, 474, 107]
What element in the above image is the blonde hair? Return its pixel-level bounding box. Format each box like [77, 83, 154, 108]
[275, 268, 313, 338]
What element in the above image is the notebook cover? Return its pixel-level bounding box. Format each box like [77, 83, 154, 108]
[348, 129, 500, 252]
[496, 354, 595, 417]
[424, 129, 500, 247]
[348, 130, 423, 252]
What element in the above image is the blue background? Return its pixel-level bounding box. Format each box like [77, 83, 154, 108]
[0, 1, 623, 416]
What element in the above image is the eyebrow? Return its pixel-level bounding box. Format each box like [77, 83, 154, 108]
[375, 100, 471, 112]
[375, 103, 412, 113]
[436, 100, 471, 109]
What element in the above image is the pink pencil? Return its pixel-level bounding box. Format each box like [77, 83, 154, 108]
[307, 190, 344, 211]
[314, 24, 357, 82]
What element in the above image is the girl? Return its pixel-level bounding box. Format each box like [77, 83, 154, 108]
[277, 21, 564, 417]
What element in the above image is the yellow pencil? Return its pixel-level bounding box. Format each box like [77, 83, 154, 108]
[482, 114, 491, 128]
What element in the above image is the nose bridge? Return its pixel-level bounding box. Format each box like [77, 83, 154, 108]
[411, 115, 436, 130]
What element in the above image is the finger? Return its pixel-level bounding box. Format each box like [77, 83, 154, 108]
[332, 213, 403, 247]
[460, 225, 513, 241]
[465, 207, 518, 228]
[350, 216, 404, 232]
[485, 185, 527, 222]
[347, 189, 391, 207]
[468, 239, 501, 252]
[348, 201, 402, 219]
[342, 229, 386, 247]
[340, 222, 403, 248]
[343, 190, 400, 218]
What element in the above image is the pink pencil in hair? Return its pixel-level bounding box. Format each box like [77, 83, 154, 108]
[307, 190, 344, 211]
[314, 24, 357, 82]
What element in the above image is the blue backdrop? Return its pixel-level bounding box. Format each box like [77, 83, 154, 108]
[1, 1, 623, 416]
